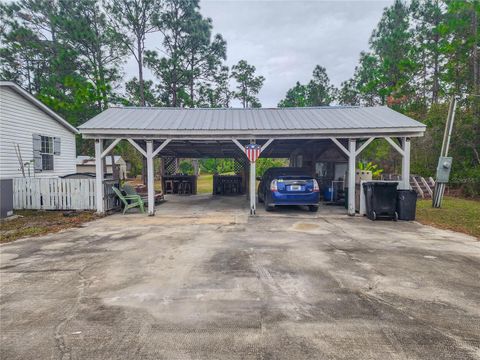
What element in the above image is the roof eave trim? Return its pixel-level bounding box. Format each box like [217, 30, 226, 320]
[78, 126, 426, 139]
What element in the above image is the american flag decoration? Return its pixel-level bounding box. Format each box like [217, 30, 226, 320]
[245, 143, 261, 162]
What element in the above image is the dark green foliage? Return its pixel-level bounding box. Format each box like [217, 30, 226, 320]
[278, 66, 336, 107]
[256, 158, 289, 177]
[199, 159, 236, 174]
[104, 0, 162, 106]
[231, 60, 265, 108]
[120, 78, 162, 107]
[179, 160, 194, 175]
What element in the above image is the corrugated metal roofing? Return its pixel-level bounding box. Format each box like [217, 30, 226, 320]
[79, 106, 425, 132]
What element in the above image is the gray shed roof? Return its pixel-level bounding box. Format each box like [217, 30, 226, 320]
[79, 106, 426, 139]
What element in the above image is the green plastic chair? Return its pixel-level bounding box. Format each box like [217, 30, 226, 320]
[112, 187, 145, 214]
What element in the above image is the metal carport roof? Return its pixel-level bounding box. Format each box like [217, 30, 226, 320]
[79, 106, 426, 139]
[81, 106, 425, 216]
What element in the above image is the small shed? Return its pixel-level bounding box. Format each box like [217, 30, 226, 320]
[76, 155, 128, 179]
[0, 81, 78, 179]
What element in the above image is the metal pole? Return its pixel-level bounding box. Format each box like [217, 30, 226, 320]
[433, 96, 457, 208]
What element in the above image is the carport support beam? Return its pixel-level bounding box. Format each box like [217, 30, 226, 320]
[146, 140, 155, 216]
[348, 139, 356, 216]
[401, 137, 411, 190]
[250, 160, 256, 215]
[95, 139, 105, 214]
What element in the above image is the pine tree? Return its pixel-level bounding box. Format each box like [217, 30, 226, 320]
[231, 60, 265, 108]
[105, 0, 162, 106]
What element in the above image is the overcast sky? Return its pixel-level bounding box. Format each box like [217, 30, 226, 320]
[126, 0, 392, 107]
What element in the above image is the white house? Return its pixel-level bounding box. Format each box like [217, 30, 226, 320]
[0, 81, 78, 179]
[76, 155, 128, 179]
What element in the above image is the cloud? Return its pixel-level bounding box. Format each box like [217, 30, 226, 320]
[126, 0, 392, 107]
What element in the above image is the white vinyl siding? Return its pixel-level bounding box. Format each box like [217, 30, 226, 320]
[0, 87, 76, 179]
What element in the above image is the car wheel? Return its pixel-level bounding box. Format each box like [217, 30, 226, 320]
[371, 210, 377, 220]
[258, 192, 264, 203]
[394, 211, 398, 221]
[308, 205, 319, 212]
[265, 203, 275, 212]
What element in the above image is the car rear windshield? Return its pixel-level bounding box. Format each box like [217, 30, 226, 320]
[277, 175, 313, 180]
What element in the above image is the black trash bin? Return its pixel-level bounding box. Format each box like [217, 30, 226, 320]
[397, 190, 417, 220]
[362, 182, 398, 221]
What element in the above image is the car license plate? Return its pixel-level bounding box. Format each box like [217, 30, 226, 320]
[290, 185, 302, 191]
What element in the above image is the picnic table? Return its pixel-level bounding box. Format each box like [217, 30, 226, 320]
[162, 175, 197, 195]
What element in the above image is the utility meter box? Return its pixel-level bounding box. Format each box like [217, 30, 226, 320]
[436, 157, 452, 183]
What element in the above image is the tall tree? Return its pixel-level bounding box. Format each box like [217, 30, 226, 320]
[278, 82, 309, 107]
[197, 65, 232, 108]
[369, 0, 415, 104]
[184, 13, 226, 106]
[57, 0, 127, 110]
[353, 51, 384, 106]
[306, 65, 336, 106]
[278, 65, 336, 107]
[338, 79, 360, 106]
[231, 60, 265, 108]
[409, 0, 445, 108]
[105, 0, 161, 106]
[121, 77, 162, 106]
[145, 0, 198, 107]
[0, 0, 102, 127]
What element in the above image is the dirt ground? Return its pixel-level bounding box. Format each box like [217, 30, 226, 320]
[1, 195, 479, 359]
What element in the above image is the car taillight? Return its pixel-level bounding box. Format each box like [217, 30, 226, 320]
[313, 179, 319, 192]
[270, 180, 278, 192]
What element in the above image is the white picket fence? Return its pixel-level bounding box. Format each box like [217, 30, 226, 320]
[13, 178, 96, 210]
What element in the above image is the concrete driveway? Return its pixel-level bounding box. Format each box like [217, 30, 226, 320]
[1, 195, 479, 359]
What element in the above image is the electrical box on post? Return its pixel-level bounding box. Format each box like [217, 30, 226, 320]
[436, 157, 452, 183]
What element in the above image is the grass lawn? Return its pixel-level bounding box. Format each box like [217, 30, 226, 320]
[0, 210, 99, 244]
[416, 196, 480, 239]
[197, 174, 213, 194]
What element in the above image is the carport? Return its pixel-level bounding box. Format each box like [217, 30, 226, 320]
[78, 106, 426, 216]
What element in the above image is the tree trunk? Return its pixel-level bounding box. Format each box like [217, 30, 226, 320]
[190, 54, 195, 106]
[138, 36, 146, 107]
[472, 7, 479, 97]
[172, 83, 177, 107]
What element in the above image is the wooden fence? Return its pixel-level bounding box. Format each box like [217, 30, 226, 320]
[13, 178, 118, 211]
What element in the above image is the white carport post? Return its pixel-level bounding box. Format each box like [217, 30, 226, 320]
[146, 141, 155, 216]
[331, 137, 356, 216]
[347, 139, 356, 216]
[95, 139, 105, 213]
[232, 138, 274, 216]
[385, 137, 410, 190]
[401, 137, 411, 190]
[249, 159, 256, 215]
[143, 139, 171, 216]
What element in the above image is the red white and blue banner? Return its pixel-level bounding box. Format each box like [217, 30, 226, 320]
[245, 144, 261, 162]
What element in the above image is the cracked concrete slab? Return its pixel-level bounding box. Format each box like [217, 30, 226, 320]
[1, 195, 479, 359]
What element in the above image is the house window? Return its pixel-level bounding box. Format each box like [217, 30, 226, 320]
[41, 136, 54, 171]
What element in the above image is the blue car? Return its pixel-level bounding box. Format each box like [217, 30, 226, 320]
[257, 167, 320, 212]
